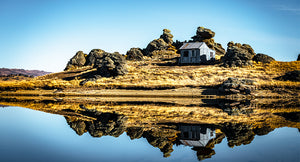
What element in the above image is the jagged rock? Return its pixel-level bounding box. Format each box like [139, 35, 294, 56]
[94, 52, 127, 77]
[191, 27, 225, 56]
[126, 48, 144, 61]
[297, 54, 300, 61]
[219, 78, 255, 95]
[144, 29, 174, 57]
[86, 49, 105, 66]
[275, 70, 300, 82]
[192, 27, 215, 41]
[222, 41, 256, 67]
[160, 29, 173, 44]
[64, 51, 87, 71]
[144, 38, 169, 56]
[253, 53, 275, 63]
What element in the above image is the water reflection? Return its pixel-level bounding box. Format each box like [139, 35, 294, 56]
[0, 96, 299, 161]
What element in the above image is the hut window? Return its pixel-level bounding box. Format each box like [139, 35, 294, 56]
[210, 52, 214, 58]
[183, 51, 189, 57]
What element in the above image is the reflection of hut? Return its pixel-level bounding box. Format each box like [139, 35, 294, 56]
[179, 125, 216, 147]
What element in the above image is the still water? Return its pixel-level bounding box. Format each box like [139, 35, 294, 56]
[0, 101, 299, 162]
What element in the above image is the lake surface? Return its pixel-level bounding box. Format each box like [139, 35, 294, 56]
[0, 98, 299, 162]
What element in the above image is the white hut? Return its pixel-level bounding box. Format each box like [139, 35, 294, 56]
[179, 42, 215, 64]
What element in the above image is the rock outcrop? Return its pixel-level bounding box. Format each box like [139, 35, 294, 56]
[275, 70, 300, 82]
[297, 54, 300, 61]
[94, 52, 127, 77]
[126, 48, 144, 61]
[64, 49, 127, 81]
[160, 29, 173, 44]
[191, 27, 225, 56]
[144, 29, 175, 57]
[64, 51, 87, 71]
[253, 53, 275, 63]
[218, 78, 255, 95]
[85, 49, 105, 66]
[222, 41, 256, 67]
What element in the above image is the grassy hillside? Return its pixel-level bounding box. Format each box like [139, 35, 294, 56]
[0, 59, 299, 91]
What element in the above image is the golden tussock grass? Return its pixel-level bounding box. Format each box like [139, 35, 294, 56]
[0, 60, 299, 90]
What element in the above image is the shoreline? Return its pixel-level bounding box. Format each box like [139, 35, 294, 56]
[0, 86, 299, 99]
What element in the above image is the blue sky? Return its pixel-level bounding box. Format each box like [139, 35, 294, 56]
[0, 0, 299, 72]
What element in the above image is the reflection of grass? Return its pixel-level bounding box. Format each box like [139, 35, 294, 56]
[0, 61, 299, 90]
[1, 97, 299, 129]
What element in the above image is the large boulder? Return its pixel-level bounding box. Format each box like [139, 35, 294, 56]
[222, 41, 256, 67]
[160, 29, 173, 44]
[144, 29, 174, 57]
[219, 77, 255, 95]
[275, 70, 300, 82]
[85, 49, 105, 66]
[126, 48, 144, 61]
[253, 53, 275, 63]
[64, 51, 87, 71]
[191, 26, 215, 41]
[94, 52, 127, 77]
[297, 54, 300, 61]
[191, 26, 225, 56]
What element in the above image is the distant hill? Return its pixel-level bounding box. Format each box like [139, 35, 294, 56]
[0, 68, 51, 77]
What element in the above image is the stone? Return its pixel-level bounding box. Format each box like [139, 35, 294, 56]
[253, 53, 275, 63]
[85, 49, 105, 66]
[64, 51, 87, 71]
[219, 77, 255, 95]
[144, 38, 169, 57]
[191, 26, 215, 41]
[191, 27, 225, 56]
[222, 42, 256, 67]
[160, 29, 173, 44]
[126, 48, 144, 61]
[275, 70, 300, 82]
[94, 52, 127, 77]
[144, 29, 175, 57]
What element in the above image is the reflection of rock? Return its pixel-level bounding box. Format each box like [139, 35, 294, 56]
[65, 111, 127, 138]
[219, 77, 255, 95]
[275, 112, 300, 122]
[275, 70, 300, 82]
[143, 130, 175, 157]
[222, 41, 256, 67]
[126, 127, 144, 140]
[221, 123, 255, 147]
[193, 147, 215, 161]
[253, 125, 274, 136]
[218, 99, 254, 115]
[66, 117, 87, 135]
